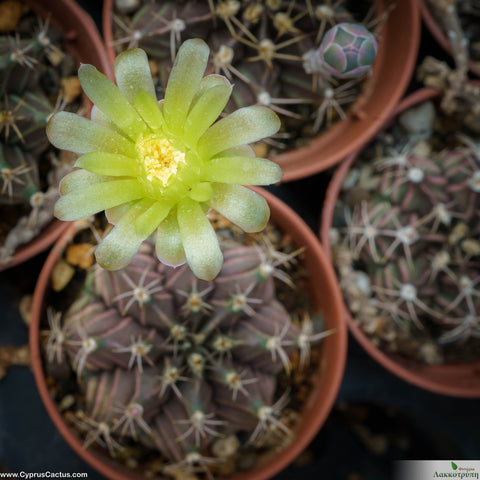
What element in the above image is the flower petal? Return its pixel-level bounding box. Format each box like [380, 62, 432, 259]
[185, 78, 232, 145]
[193, 74, 230, 101]
[135, 200, 173, 239]
[155, 208, 186, 268]
[79, 64, 149, 140]
[91, 105, 116, 129]
[75, 152, 139, 177]
[105, 203, 132, 225]
[215, 145, 256, 158]
[208, 184, 270, 233]
[54, 179, 145, 220]
[197, 106, 281, 158]
[95, 200, 152, 270]
[134, 89, 164, 132]
[59, 169, 113, 195]
[201, 156, 283, 185]
[113, 48, 156, 104]
[189, 182, 213, 202]
[47, 112, 135, 156]
[163, 39, 209, 135]
[177, 197, 223, 280]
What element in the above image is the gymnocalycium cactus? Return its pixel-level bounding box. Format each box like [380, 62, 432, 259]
[110, 1, 378, 152]
[47, 39, 284, 281]
[305, 22, 378, 79]
[45, 233, 330, 475]
[0, 9, 79, 264]
[331, 102, 480, 363]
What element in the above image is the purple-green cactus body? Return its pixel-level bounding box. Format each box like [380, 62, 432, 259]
[46, 237, 326, 470]
[338, 133, 480, 355]
[317, 23, 378, 79]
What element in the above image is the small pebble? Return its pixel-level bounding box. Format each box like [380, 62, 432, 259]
[211, 434, 240, 458]
[51, 259, 75, 291]
[61, 76, 82, 105]
[19, 294, 32, 326]
[252, 142, 268, 158]
[66, 243, 95, 269]
[59, 394, 76, 411]
[0, 1, 22, 33]
[148, 60, 159, 77]
[0, 345, 31, 379]
[398, 100, 435, 140]
[47, 49, 64, 68]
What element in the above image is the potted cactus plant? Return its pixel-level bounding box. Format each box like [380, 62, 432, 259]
[0, 0, 111, 270]
[103, 0, 420, 181]
[420, 0, 480, 78]
[29, 38, 347, 479]
[30, 190, 346, 479]
[321, 87, 480, 397]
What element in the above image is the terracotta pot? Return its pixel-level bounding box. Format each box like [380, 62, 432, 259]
[102, 0, 420, 182]
[420, 0, 480, 78]
[320, 88, 480, 398]
[0, 0, 112, 272]
[30, 188, 348, 480]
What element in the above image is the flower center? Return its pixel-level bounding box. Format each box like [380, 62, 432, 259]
[136, 135, 185, 186]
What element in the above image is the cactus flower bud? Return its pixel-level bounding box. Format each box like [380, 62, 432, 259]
[315, 23, 378, 79]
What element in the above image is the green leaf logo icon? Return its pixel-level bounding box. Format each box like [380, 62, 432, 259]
[452, 462, 458, 470]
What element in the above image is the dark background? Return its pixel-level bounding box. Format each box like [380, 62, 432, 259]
[0, 1, 479, 479]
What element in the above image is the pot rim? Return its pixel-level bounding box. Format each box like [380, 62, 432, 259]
[102, 0, 421, 182]
[30, 188, 348, 480]
[320, 87, 480, 398]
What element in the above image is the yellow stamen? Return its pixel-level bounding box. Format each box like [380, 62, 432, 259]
[136, 135, 185, 186]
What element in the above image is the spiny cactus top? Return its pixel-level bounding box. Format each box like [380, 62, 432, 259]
[47, 39, 283, 281]
[330, 101, 480, 363]
[110, 1, 378, 152]
[45, 233, 330, 475]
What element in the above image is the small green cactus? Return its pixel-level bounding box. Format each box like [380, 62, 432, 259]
[309, 22, 378, 79]
[331, 101, 480, 363]
[44, 225, 331, 475]
[0, 4, 81, 264]
[110, 0, 379, 153]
